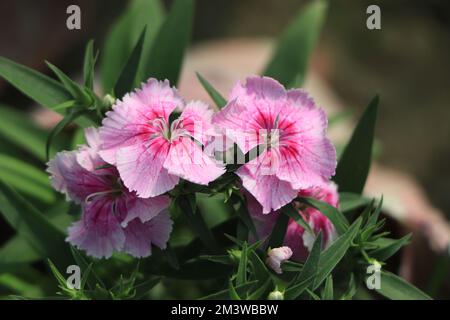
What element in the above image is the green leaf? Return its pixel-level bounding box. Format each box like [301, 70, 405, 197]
[282, 204, 312, 234]
[171, 194, 219, 252]
[101, 0, 165, 92]
[83, 40, 98, 89]
[321, 275, 334, 300]
[0, 180, 72, 268]
[285, 233, 322, 299]
[268, 213, 289, 248]
[196, 72, 227, 109]
[0, 56, 72, 108]
[46, 109, 85, 160]
[334, 96, 379, 194]
[247, 278, 272, 300]
[301, 197, 349, 235]
[376, 271, 432, 300]
[45, 61, 91, 105]
[339, 192, 371, 212]
[114, 27, 147, 98]
[0, 236, 41, 274]
[228, 280, 242, 300]
[263, 0, 327, 87]
[0, 104, 57, 161]
[199, 280, 257, 300]
[71, 127, 86, 149]
[0, 153, 55, 203]
[249, 251, 271, 284]
[145, 0, 194, 85]
[371, 235, 411, 261]
[236, 242, 248, 286]
[313, 217, 362, 289]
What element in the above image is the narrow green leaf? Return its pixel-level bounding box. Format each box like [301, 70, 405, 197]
[0, 180, 72, 268]
[286, 233, 322, 299]
[83, 40, 98, 89]
[236, 242, 248, 286]
[339, 192, 371, 212]
[249, 251, 270, 284]
[71, 127, 86, 149]
[263, 0, 327, 87]
[196, 72, 227, 108]
[247, 278, 272, 300]
[101, 0, 165, 92]
[301, 197, 349, 235]
[114, 27, 147, 98]
[371, 235, 411, 261]
[321, 275, 334, 300]
[0, 56, 71, 108]
[145, 0, 194, 85]
[282, 204, 312, 234]
[229, 280, 242, 300]
[165, 243, 180, 270]
[0, 236, 41, 274]
[313, 218, 362, 289]
[199, 280, 257, 300]
[376, 271, 432, 300]
[268, 213, 289, 248]
[0, 153, 55, 203]
[0, 104, 57, 161]
[171, 194, 219, 252]
[334, 96, 379, 194]
[70, 247, 105, 290]
[46, 109, 85, 160]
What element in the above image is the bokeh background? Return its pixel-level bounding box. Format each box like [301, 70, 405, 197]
[0, 0, 449, 298]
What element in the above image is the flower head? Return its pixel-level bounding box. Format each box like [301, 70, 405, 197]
[213, 76, 336, 213]
[99, 78, 225, 198]
[266, 246, 293, 274]
[47, 128, 172, 259]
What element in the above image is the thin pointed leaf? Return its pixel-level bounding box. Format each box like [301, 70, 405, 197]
[371, 235, 411, 261]
[376, 271, 432, 300]
[46, 109, 85, 160]
[83, 40, 98, 89]
[0, 153, 55, 203]
[263, 0, 327, 87]
[247, 278, 272, 300]
[321, 275, 334, 300]
[196, 72, 227, 108]
[229, 280, 242, 300]
[45, 61, 91, 104]
[236, 242, 248, 286]
[198, 280, 258, 300]
[301, 197, 349, 235]
[145, 0, 194, 85]
[101, 0, 164, 92]
[334, 96, 379, 194]
[0, 56, 71, 108]
[0, 180, 72, 268]
[114, 27, 147, 98]
[282, 204, 312, 234]
[313, 218, 362, 289]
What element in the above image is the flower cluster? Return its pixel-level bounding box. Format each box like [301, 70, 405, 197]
[47, 76, 338, 263]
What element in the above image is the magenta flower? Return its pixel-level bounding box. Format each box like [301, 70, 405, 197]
[47, 128, 172, 259]
[247, 182, 338, 262]
[98, 78, 225, 198]
[213, 76, 336, 213]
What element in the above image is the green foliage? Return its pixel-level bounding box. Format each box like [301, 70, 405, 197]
[263, 0, 327, 87]
[196, 72, 227, 109]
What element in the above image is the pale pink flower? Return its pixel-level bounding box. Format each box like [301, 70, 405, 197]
[266, 246, 293, 274]
[213, 76, 336, 213]
[98, 78, 225, 198]
[247, 182, 338, 262]
[47, 128, 172, 259]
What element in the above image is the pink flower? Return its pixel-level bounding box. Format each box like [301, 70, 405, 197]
[266, 246, 293, 274]
[47, 128, 172, 259]
[98, 78, 225, 198]
[246, 182, 338, 262]
[213, 76, 336, 213]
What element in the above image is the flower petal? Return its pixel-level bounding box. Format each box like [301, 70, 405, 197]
[163, 137, 225, 185]
[121, 194, 170, 227]
[116, 137, 179, 198]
